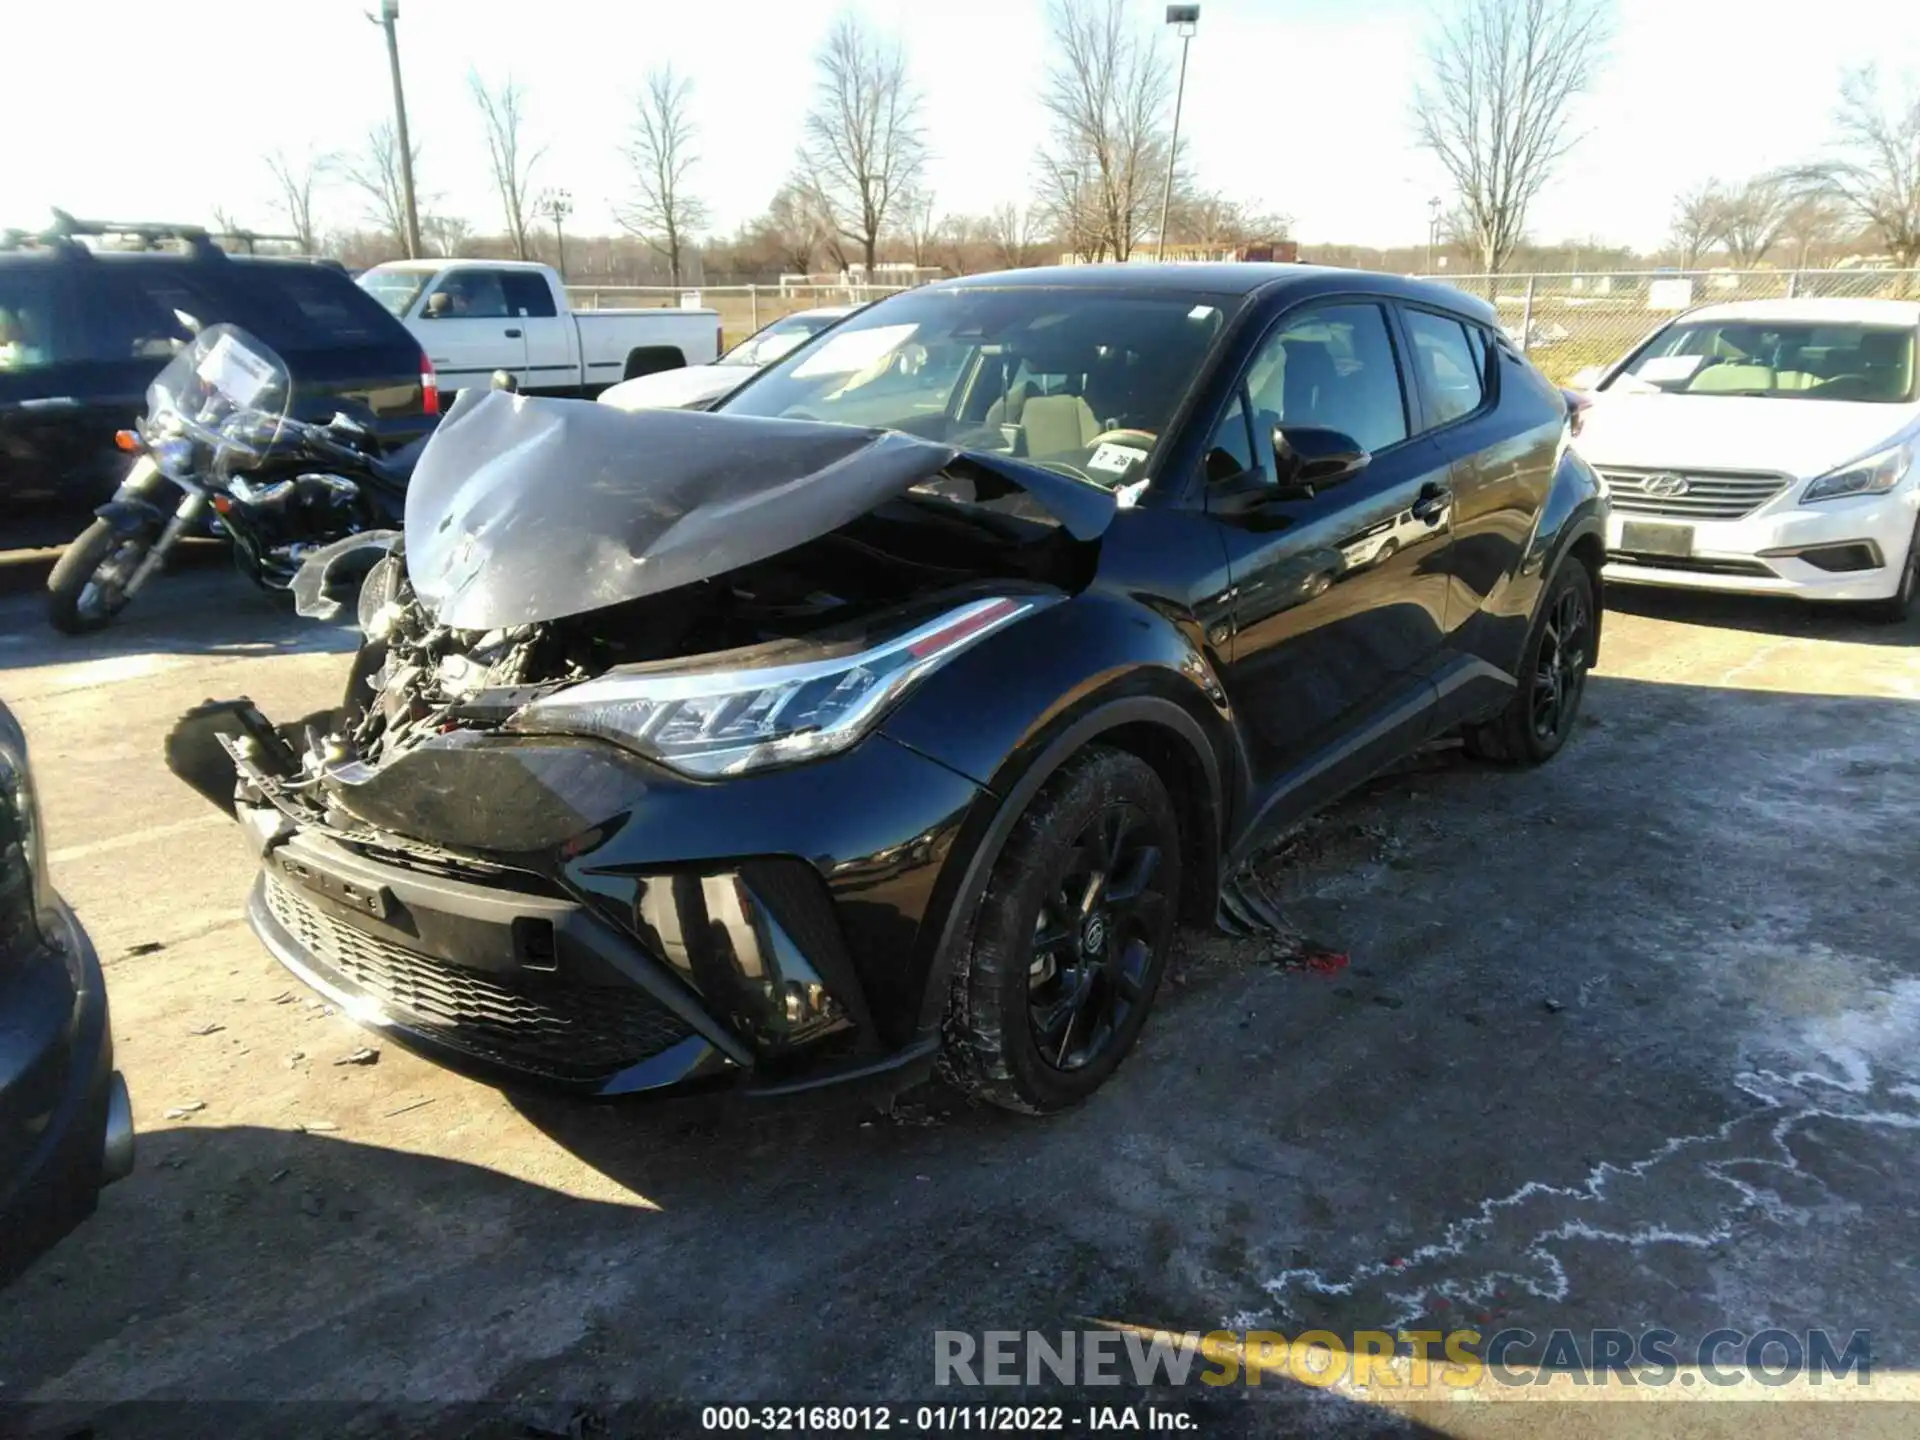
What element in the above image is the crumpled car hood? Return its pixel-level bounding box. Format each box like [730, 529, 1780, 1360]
[403, 390, 1119, 630]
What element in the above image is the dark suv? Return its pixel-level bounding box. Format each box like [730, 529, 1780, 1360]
[0, 227, 435, 520]
[171, 264, 1606, 1115]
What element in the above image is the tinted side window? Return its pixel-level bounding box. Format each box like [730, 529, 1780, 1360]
[428, 270, 511, 319]
[0, 268, 75, 371]
[1403, 308, 1488, 429]
[1244, 302, 1408, 456]
[500, 271, 557, 318]
[81, 270, 228, 362]
[241, 265, 391, 343]
[1204, 389, 1256, 482]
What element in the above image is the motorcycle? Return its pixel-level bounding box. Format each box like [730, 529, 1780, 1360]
[46, 323, 430, 634]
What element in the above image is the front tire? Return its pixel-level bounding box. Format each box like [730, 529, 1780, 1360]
[47, 520, 150, 634]
[941, 746, 1182, 1114]
[1463, 558, 1596, 765]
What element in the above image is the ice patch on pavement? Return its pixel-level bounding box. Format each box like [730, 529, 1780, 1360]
[1238, 977, 1920, 1334]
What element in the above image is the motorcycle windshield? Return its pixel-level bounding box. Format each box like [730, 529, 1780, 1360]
[143, 324, 293, 476]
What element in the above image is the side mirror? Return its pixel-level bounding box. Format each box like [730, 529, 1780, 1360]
[490, 369, 520, 393]
[1271, 425, 1369, 498]
[424, 292, 452, 319]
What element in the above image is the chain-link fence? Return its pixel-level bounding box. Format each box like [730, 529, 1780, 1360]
[1427, 269, 1920, 384]
[565, 283, 914, 351]
[569, 270, 1920, 377]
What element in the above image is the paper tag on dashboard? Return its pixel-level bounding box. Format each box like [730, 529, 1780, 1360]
[1088, 442, 1149, 475]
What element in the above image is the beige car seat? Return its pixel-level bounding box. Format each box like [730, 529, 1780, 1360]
[1020, 393, 1100, 456]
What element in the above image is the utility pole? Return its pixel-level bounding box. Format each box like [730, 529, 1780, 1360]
[1427, 196, 1441, 274]
[541, 189, 574, 280]
[370, 0, 422, 259]
[1156, 5, 1199, 262]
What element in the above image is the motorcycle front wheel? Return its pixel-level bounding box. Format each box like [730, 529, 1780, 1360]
[47, 519, 152, 634]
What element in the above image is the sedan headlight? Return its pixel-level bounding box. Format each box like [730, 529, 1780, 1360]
[1803, 443, 1911, 504]
[508, 595, 1052, 778]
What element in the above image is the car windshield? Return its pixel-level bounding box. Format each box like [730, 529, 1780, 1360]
[1611, 318, 1917, 403]
[357, 269, 430, 319]
[721, 311, 843, 367]
[715, 287, 1240, 488]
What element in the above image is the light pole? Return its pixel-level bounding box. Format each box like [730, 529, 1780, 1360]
[1426, 196, 1441, 274]
[541, 189, 574, 280]
[366, 0, 422, 260]
[1155, 5, 1199, 262]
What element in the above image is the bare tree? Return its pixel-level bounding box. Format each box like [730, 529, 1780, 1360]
[470, 71, 544, 261]
[342, 122, 422, 249]
[1790, 67, 1920, 268]
[1778, 194, 1847, 269]
[616, 64, 710, 286]
[798, 13, 927, 276]
[421, 214, 475, 259]
[894, 186, 941, 268]
[987, 202, 1041, 270]
[758, 183, 831, 275]
[1713, 176, 1795, 266]
[1172, 190, 1292, 253]
[1034, 0, 1173, 263]
[1669, 179, 1729, 268]
[265, 150, 332, 253]
[1413, 0, 1610, 276]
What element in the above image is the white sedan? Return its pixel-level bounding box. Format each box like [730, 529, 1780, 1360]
[596, 304, 860, 413]
[1574, 298, 1919, 621]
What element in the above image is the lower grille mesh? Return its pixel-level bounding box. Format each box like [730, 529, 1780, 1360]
[263, 874, 695, 1081]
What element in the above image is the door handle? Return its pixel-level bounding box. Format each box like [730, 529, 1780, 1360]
[504, 328, 523, 338]
[1411, 482, 1452, 524]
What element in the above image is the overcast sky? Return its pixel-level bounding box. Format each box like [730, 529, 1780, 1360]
[6, 0, 1915, 254]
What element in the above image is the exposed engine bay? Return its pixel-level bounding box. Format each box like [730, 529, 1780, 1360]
[337, 492, 1090, 772]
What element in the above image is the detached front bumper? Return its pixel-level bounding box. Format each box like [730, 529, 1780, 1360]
[1603, 489, 1919, 601]
[215, 722, 987, 1098]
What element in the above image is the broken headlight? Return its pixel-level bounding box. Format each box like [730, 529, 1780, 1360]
[507, 595, 1050, 778]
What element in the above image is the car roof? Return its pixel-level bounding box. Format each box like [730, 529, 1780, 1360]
[368, 257, 552, 273]
[925, 262, 1497, 322]
[1678, 296, 1920, 328]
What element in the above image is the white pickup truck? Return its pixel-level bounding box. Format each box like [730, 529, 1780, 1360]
[356, 259, 721, 398]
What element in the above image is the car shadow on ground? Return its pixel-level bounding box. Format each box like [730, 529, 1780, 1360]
[1605, 580, 1918, 645]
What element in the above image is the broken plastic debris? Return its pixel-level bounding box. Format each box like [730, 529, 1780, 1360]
[334, 1047, 380, 1067]
[164, 1100, 207, 1120]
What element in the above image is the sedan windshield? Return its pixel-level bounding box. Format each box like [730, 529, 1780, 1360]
[716, 287, 1240, 488]
[357, 269, 429, 319]
[1611, 319, 1917, 403]
[721, 311, 844, 367]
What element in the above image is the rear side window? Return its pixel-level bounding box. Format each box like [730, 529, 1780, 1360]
[426, 270, 512, 320]
[0, 267, 76, 371]
[81, 269, 226, 361]
[239, 265, 392, 344]
[501, 271, 557, 318]
[1402, 308, 1489, 429]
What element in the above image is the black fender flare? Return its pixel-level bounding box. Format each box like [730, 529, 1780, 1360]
[93, 498, 169, 536]
[909, 691, 1225, 1041]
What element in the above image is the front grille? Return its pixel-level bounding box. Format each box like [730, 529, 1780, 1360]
[263, 873, 695, 1081]
[1601, 468, 1790, 521]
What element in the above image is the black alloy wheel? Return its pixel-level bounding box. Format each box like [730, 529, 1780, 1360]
[943, 746, 1183, 1113]
[1530, 580, 1591, 746]
[1026, 801, 1166, 1073]
[1463, 559, 1596, 766]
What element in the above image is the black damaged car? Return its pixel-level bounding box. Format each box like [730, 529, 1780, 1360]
[168, 265, 1606, 1113]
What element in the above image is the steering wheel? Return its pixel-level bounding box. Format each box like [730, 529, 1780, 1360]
[1034, 459, 1095, 483]
[1086, 428, 1158, 452]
